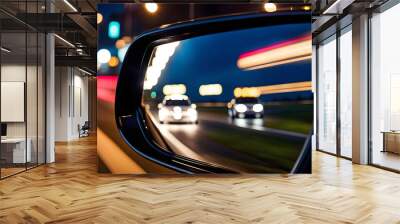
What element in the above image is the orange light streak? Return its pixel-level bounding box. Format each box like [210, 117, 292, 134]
[234, 81, 312, 97]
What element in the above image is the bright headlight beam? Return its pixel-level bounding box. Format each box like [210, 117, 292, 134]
[253, 104, 263, 112]
[235, 104, 247, 113]
[187, 108, 198, 120]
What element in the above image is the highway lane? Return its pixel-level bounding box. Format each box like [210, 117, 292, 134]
[197, 110, 308, 140]
[159, 123, 284, 173]
[153, 109, 308, 173]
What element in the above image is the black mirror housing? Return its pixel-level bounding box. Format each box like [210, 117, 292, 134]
[115, 12, 311, 174]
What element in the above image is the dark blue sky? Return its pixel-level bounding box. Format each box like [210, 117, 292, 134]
[153, 23, 311, 102]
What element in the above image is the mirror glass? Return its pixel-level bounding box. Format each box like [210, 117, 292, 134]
[142, 24, 312, 173]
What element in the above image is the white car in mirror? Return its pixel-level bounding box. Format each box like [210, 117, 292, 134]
[158, 94, 198, 124]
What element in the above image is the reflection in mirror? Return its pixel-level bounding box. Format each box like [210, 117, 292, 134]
[142, 24, 312, 173]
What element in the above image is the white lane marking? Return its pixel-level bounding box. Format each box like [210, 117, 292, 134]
[147, 111, 205, 161]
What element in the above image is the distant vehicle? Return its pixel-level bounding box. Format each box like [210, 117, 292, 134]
[158, 95, 198, 124]
[227, 97, 264, 119]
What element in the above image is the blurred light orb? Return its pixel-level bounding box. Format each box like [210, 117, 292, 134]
[122, 36, 133, 44]
[264, 3, 277, 12]
[150, 91, 157, 99]
[303, 5, 311, 11]
[97, 13, 103, 24]
[118, 44, 130, 62]
[108, 56, 119, 67]
[97, 49, 111, 64]
[199, 84, 223, 96]
[108, 21, 120, 39]
[145, 3, 158, 13]
[163, 84, 186, 95]
[115, 39, 126, 49]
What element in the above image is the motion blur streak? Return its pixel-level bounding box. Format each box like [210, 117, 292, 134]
[234, 81, 312, 98]
[237, 34, 311, 70]
[98, 75, 118, 103]
[234, 87, 260, 98]
[144, 41, 180, 90]
[97, 129, 145, 174]
[257, 81, 312, 94]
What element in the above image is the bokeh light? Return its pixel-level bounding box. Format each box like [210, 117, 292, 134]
[97, 13, 103, 24]
[145, 3, 158, 13]
[199, 84, 223, 96]
[115, 39, 126, 49]
[108, 21, 121, 39]
[97, 49, 111, 64]
[150, 91, 157, 99]
[108, 56, 120, 67]
[122, 36, 133, 43]
[163, 84, 187, 95]
[264, 3, 277, 12]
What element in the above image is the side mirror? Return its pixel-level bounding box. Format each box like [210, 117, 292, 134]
[115, 12, 312, 174]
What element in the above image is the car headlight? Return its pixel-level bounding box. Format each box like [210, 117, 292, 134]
[171, 106, 182, 119]
[234, 104, 247, 113]
[252, 104, 263, 113]
[187, 108, 198, 120]
[158, 108, 169, 120]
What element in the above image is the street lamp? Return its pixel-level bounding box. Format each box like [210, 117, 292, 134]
[145, 3, 158, 14]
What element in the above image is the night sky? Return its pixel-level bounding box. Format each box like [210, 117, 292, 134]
[153, 24, 311, 102]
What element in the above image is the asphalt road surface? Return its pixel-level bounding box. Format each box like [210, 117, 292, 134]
[154, 110, 308, 173]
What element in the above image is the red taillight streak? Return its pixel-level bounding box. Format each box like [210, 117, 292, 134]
[239, 34, 311, 59]
[97, 75, 118, 103]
